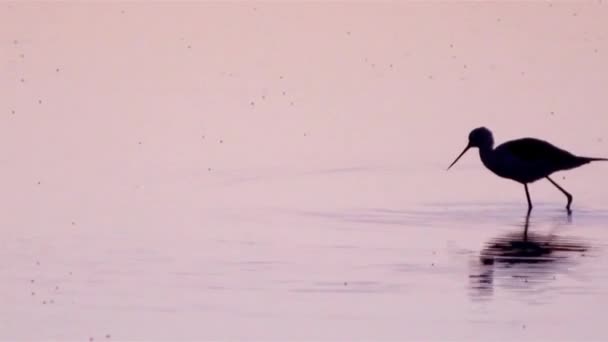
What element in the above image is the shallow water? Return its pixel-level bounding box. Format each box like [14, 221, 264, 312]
[2, 165, 608, 340]
[2, 2, 608, 341]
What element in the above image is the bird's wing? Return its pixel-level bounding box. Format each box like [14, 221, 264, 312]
[498, 138, 577, 163]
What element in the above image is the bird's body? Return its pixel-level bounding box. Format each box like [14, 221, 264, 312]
[482, 137, 603, 184]
[448, 127, 607, 212]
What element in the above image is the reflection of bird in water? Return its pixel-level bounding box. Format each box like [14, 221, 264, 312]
[479, 214, 586, 265]
[448, 127, 607, 213]
[469, 214, 588, 298]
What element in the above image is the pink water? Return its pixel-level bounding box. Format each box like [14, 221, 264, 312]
[2, 2, 608, 341]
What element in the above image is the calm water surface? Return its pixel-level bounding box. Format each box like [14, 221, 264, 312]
[2, 165, 608, 340]
[3, 2, 608, 341]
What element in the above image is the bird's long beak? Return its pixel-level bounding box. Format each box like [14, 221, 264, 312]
[447, 143, 471, 170]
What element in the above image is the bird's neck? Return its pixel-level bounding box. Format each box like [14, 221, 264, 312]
[478, 145, 495, 169]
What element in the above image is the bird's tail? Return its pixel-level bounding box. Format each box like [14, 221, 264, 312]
[583, 157, 608, 162]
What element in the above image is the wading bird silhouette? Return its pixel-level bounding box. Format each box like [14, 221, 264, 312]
[448, 127, 607, 213]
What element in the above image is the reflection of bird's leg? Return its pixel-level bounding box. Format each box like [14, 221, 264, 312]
[523, 212, 531, 241]
[546, 176, 573, 212]
[524, 184, 533, 212]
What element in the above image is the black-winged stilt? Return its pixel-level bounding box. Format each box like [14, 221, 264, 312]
[447, 127, 607, 212]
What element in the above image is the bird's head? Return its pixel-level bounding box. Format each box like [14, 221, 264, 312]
[468, 127, 494, 149]
[447, 127, 494, 170]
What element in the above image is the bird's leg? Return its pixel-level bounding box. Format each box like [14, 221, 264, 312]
[546, 176, 573, 212]
[524, 184, 533, 213]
